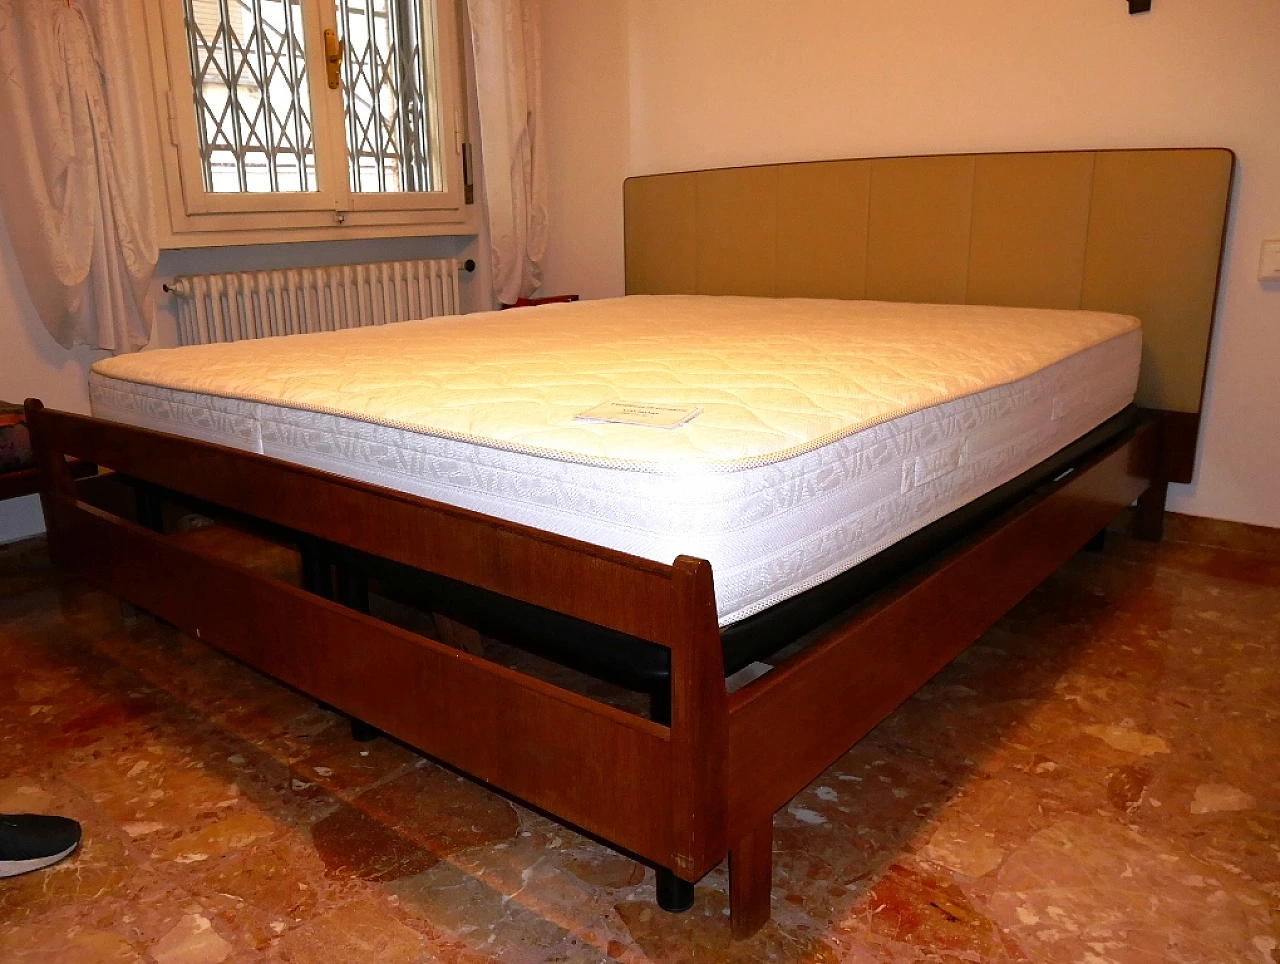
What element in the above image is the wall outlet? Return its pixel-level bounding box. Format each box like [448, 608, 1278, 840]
[1261, 240, 1280, 282]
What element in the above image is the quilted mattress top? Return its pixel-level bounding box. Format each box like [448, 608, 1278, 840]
[93, 295, 1140, 472]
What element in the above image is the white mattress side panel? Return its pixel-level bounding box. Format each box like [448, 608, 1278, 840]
[88, 373, 265, 454]
[713, 333, 1141, 621]
[87, 328, 1140, 626]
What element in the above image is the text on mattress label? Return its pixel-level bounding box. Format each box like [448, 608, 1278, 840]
[574, 401, 703, 429]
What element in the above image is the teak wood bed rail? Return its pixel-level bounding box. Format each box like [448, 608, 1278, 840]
[23, 398, 1163, 938]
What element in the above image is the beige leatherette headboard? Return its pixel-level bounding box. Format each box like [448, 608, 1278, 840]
[624, 149, 1234, 482]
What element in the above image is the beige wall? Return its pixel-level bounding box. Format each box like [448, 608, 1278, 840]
[540, 0, 1280, 527]
[538, 0, 630, 300]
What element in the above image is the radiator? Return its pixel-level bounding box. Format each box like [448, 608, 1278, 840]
[167, 258, 462, 346]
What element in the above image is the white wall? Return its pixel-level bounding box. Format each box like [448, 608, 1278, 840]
[540, 0, 1280, 528]
[0, 214, 108, 541]
[538, 0, 630, 300]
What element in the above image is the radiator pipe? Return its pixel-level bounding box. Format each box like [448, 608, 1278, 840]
[165, 261, 475, 292]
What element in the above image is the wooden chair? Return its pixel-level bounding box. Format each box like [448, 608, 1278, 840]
[0, 401, 96, 503]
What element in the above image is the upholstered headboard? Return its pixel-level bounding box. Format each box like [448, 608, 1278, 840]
[624, 149, 1234, 481]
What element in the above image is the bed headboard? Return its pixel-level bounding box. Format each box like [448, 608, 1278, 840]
[624, 149, 1234, 482]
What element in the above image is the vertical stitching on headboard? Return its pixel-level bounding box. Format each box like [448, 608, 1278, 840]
[1077, 152, 1099, 311]
[963, 155, 979, 306]
[772, 166, 780, 298]
[693, 173, 701, 294]
[863, 162, 876, 301]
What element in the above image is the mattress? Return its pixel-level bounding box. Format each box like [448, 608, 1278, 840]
[89, 295, 1142, 627]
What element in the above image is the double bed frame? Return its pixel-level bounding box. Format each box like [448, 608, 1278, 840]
[26, 148, 1232, 939]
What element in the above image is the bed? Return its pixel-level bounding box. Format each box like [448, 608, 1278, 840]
[24, 147, 1233, 938]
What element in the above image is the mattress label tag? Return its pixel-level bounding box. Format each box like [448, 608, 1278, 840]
[574, 401, 703, 429]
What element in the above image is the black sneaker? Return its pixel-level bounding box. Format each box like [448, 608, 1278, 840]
[0, 813, 82, 878]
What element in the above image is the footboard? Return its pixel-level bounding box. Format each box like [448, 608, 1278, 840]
[23, 401, 730, 884]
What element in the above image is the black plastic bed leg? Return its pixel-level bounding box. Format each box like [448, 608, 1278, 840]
[349, 719, 379, 743]
[656, 868, 696, 913]
[1134, 479, 1168, 543]
[1083, 529, 1107, 553]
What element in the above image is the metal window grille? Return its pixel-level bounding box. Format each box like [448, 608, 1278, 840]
[182, 0, 317, 193]
[338, 0, 439, 193]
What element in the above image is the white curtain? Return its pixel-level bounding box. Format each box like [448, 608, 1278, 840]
[467, 0, 547, 305]
[0, 0, 158, 353]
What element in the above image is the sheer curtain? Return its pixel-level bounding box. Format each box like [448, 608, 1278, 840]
[0, 0, 158, 353]
[467, 0, 547, 305]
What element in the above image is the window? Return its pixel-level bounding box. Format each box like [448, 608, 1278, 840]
[183, 0, 317, 194]
[337, 0, 442, 194]
[146, 0, 468, 238]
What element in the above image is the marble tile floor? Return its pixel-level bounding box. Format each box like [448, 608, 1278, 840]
[0, 518, 1277, 963]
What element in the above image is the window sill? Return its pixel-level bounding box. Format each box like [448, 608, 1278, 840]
[158, 208, 480, 250]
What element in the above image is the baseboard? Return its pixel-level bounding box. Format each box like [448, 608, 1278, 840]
[1112, 508, 1280, 559]
[1162, 512, 1280, 559]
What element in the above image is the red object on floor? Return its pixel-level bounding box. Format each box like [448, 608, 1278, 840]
[0, 401, 33, 474]
[499, 295, 579, 309]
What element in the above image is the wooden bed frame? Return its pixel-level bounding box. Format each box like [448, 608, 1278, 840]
[25, 148, 1232, 939]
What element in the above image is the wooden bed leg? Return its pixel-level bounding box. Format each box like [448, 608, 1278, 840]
[300, 546, 333, 713]
[1134, 479, 1168, 542]
[655, 868, 695, 913]
[729, 822, 773, 940]
[302, 547, 378, 743]
[647, 674, 694, 914]
[113, 480, 164, 619]
[332, 556, 381, 743]
[663, 557, 727, 919]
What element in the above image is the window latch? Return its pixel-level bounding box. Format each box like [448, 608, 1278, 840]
[323, 29, 344, 89]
